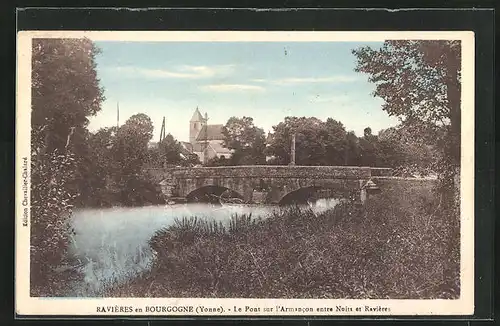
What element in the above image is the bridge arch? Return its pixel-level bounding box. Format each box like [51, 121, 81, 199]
[278, 186, 321, 205]
[278, 184, 360, 205]
[185, 185, 244, 204]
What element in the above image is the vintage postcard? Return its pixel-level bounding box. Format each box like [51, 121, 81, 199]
[16, 30, 474, 317]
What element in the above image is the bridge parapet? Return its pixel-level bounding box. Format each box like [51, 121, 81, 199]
[162, 165, 385, 179]
[370, 167, 394, 177]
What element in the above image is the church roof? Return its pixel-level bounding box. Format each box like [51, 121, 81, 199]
[190, 107, 204, 122]
[196, 124, 225, 141]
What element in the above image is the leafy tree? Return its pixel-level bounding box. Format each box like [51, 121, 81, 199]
[79, 127, 118, 207]
[30, 142, 78, 295]
[375, 128, 407, 169]
[358, 127, 379, 166]
[157, 134, 183, 165]
[222, 116, 266, 165]
[205, 155, 231, 167]
[32, 38, 105, 157]
[265, 116, 435, 169]
[352, 40, 461, 171]
[147, 133, 200, 168]
[182, 152, 202, 167]
[151, 133, 200, 167]
[109, 114, 162, 205]
[343, 131, 361, 166]
[323, 118, 349, 166]
[113, 113, 154, 175]
[378, 126, 440, 175]
[79, 121, 170, 207]
[30, 38, 104, 293]
[32, 38, 106, 208]
[353, 40, 461, 283]
[265, 117, 348, 166]
[363, 127, 372, 138]
[353, 39, 461, 207]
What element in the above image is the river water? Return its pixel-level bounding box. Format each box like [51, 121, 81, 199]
[65, 199, 339, 296]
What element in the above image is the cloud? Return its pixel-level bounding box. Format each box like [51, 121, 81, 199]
[110, 64, 235, 79]
[200, 84, 266, 92]
[252, 75, 360, 85]
[308, 94, 353, 104]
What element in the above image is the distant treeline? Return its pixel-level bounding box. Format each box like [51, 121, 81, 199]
[207, 115, 441, 178]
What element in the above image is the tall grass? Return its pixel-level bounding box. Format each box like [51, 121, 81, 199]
[105, 179, 459, 299]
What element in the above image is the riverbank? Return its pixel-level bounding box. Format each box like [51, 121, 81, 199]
[104, 179, 460, 299]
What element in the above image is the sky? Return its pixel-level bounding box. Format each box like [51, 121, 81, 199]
[88, 41, 400, 142]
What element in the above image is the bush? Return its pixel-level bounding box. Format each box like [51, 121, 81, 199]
[30, 150, 79, 296]
[118, 173, 165, 207]
[106, 179, 459, 299]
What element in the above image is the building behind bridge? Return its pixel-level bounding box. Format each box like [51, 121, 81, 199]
[179, 107, 232, 163]
[150, 107, 278, 165]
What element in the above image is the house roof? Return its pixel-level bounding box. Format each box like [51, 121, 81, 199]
[208, 142, 232, 154]
[196, 124, 224, 141]
[178, 142, 196, 156]
[184, 140, 232, 155]
[181, 142, 205, 153]
[180, 141, 193, 152]
[191, 142, 205, 152]
[190, 107, 204, 122]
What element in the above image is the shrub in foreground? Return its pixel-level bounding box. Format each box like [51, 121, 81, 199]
[30, 150, 80, 296]
[106, 180, 459, 299]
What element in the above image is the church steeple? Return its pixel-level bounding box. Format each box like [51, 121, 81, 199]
[189, 107, 205, 144]
[190, 107, 203, 122]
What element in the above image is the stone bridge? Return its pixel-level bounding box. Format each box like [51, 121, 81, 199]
[145, 165, 393, 205]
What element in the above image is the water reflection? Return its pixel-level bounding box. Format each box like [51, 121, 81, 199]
[66, 199, 339, 296]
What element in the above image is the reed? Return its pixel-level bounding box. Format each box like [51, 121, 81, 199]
[105, 180, 460, 299]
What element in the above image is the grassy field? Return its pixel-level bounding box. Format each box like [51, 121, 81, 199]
[104, 179, 460, 299]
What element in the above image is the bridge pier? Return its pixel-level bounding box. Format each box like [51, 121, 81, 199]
[359, 179, 381, 204]
[159, 175, 174, 199]
[359, 180, 368, 204]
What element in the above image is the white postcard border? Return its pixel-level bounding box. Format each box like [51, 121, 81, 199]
[15, 30, 475, 317]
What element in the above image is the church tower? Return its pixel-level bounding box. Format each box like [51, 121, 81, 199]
[189, 107, 205, 144]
